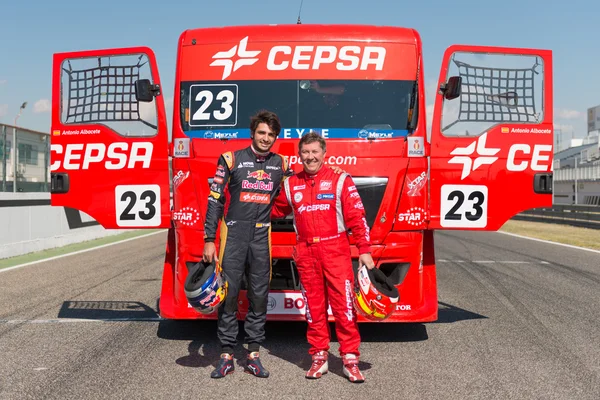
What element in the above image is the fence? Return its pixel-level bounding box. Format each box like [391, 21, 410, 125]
[513, 204, 600, 229]
[553, 164, 600, 182]
[0, 123, 50, 193]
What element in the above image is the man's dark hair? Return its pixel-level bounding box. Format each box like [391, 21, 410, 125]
[299, 131, 327, 152]
[250, 110, 281, 136]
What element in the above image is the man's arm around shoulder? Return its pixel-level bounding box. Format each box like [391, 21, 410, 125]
[341, 175, 375, 269]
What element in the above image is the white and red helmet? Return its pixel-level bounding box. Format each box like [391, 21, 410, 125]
[353, 265, 399, 320]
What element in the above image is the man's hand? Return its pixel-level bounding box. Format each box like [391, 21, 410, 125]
[359, 253, 375, 269]
[330, 165, 346, 174]
[203, 242, 217, 263]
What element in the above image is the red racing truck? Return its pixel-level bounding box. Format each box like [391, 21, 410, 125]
[50, 24, 554, 322]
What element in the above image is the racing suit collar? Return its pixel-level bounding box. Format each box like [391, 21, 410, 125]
[304, 165, 328, 180]
[250, 145, 269, 157]
[247, 145, 270, 163]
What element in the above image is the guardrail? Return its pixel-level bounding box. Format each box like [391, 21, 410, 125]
[512, 204, 600, 229]
[553, 165, 600, 182]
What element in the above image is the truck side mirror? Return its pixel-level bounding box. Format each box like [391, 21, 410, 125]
[135, 79, 160, 102]
[439, 76, 462, 100]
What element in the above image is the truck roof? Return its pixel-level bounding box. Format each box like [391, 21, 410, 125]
[179, 24, 420, 46]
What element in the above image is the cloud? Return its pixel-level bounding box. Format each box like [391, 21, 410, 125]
[33, 99, 51, 113]
[0, 104, 7, 118]
[165, 96, 174, 110]
[0, 80, 6, 85]
[425, 79, 438, 101]
[424, 79, 438, 136]
[554, 123, 575, 132]
[555, 108, 583, 120]
[426, 104, 434, 133]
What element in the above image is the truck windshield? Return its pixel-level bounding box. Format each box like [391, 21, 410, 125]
[179, 79, 416, 139]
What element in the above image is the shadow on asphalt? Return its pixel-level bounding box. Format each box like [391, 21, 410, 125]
[56, 299, 486, 324]
[434, 301, 488, 324]
[155, 300, 487, 375]
[156, 319, 432, 378]
[57, 300, 158, 320]
[156, 319, 381, 377]
[56, 299, 486, 376]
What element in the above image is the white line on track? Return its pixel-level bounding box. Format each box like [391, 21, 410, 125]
[0, 230, 166, 274]
[497, 231, 600, 254]
[437, 259, 546, 264]
[0, 318, 163, 324]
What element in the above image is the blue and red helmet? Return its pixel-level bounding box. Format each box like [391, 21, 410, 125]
[184, 260, 228, 314]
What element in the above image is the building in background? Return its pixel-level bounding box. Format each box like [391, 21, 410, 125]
[552, 105, 600, 205]
[0, 123, 50, 192]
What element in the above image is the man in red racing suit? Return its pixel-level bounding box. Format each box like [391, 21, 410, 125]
[272, 132, 375, 383]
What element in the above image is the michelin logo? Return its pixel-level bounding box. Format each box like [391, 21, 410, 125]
[358, 129, 394, 139]
[204, 130, 239, 139]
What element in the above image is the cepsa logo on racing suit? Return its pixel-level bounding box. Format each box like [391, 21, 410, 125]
[240, 192, 270, 204]
[50, 142, 153, 171]
[209, 36, 387, 80]
[297, 204, 331, 214]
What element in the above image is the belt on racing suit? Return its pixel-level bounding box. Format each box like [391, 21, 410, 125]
[226, 220, 271, 228]
[297, 232, 342, 244]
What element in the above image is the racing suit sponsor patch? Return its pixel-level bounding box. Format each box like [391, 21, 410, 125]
[345, 279, 354, 321]
[316, 193, 335, 200]
[242, 180, 274, 191]
[319, 180, 332, 191]
[240, 192, 271, 204]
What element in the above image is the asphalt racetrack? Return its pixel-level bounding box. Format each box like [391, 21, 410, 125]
[0, 230, 598, 399]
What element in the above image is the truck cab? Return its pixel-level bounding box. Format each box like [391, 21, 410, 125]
[50, 24, 553, 322]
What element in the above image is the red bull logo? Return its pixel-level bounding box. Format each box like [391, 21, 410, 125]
[247, 170, 271, 181]
[242, 180, 273, 191]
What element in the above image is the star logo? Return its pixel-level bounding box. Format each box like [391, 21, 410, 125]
[448, 132, 500, 180]
[210, 36, 261, 80]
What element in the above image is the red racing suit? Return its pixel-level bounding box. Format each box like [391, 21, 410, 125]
[272, 166, 371, 356]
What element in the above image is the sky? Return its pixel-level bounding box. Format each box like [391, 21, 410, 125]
[1, 0, 599, 148]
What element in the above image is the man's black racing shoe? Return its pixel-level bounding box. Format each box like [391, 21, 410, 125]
[210, 353, 234, 378]
[245, 352, 270, 378]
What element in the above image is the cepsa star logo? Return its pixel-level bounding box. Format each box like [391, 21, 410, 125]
[210, 36, 261, 80]
[448, 132, 500, 180]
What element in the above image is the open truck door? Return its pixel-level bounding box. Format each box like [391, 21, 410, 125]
[50, 47, 171, 229]
[429, 45, 553, 230]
